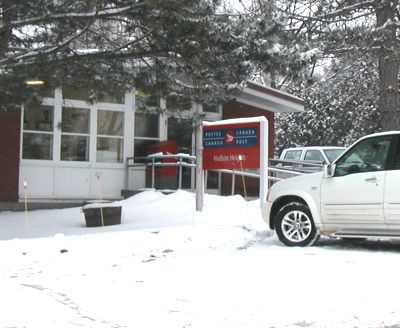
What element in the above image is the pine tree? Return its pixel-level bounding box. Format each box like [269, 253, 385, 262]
[275, 56, 380, 151]
[279, 0, 400, 131]
[0, 0, 294, 109]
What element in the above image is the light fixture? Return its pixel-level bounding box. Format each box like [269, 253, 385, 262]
[25, 79, 45, 85]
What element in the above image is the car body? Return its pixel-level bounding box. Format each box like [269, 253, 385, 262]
[279, 146, 346, 164]
[263, 131, 400, 246]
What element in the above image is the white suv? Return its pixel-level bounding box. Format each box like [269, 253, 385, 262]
[263, 131, 400, 246]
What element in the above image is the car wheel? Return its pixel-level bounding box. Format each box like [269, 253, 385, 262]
[275, 202, 319, 247]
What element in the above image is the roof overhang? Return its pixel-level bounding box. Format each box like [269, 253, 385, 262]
[233, 81, 304, 113]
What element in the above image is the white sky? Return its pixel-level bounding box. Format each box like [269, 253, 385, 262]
[0, 190, 400, 327]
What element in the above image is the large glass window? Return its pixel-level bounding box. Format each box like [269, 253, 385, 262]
[167, 117, 192, 154]
[61, 107, 90, 161]
[168, 117, 193, 188]
[97, 110, 124, 163]
[134, 111, 159, 162]
[22, 105, 53, 160]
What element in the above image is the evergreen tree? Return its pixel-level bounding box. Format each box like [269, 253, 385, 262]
[0, 0, 295, 109]
[275, 56, 380, 151]
[279, 0, 400, 131]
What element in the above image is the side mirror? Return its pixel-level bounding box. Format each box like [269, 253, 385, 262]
[324, 164, 336, 177]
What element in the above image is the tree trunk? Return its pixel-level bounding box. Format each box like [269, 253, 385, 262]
[376, 0, 400, 130]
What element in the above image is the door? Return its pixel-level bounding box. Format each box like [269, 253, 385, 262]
[321, 136, 393, 225]
[384, 137, 400, 225]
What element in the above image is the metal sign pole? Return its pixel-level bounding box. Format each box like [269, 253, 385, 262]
[259, 119, 269, 208]
[195, 122, 204, 211]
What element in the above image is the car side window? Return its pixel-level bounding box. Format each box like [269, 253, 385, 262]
[335, 137, 392, 177]
[284, 150, 302, 160]
[392, 139, 400, 170]
[304, 150, 325, 163]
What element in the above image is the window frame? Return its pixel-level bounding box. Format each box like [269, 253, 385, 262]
[60, 106, 91, 162]
[334, 135, 395, 177]
[96, 109, 125, 163]
[21, 88, 130, 166]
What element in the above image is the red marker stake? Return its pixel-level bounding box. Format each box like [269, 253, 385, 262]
[23, 181, 30, 237]
[95, 172, 104, 227]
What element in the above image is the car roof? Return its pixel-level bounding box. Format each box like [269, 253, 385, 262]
[358, 130, 400, 140]
[283, 146, 346, 151]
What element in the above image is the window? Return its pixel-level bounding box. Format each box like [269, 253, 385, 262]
[284, 150, 302, 160]
[97, 110, 124, 163]
[168, 117, 193, 188]
[393, 139, 400, 169]
[335, 137, 392, 176]
[323, 148, 345, 163]
[304, 150, 325, 163]
[167, 117, 192, 154]
[22, 104, 53, 160]
[63, 85, 124, 103]
[202, 102, 220, 113]
[135, 112, 159, 138]
[61, 107, 90, 161]
[21, 88, 131, 164]
[134, 112, 159, 162]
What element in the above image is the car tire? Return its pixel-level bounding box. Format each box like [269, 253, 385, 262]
[275, 202, 319, 247]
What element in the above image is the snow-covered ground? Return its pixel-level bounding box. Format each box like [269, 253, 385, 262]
[1, 190, 400, 328]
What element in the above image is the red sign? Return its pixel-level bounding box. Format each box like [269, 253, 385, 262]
[203, 122, 260, 170]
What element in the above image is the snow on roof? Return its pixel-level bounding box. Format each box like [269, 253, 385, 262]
[203, 116, 267, 126]
[233, 81, 304, 113]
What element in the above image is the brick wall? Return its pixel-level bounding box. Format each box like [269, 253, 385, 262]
[221, 101, 275, 197]
[0, 109, 21, 201]
[223, 101, 275, 157]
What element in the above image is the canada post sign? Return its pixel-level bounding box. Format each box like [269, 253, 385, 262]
[203, 122, 260, 170]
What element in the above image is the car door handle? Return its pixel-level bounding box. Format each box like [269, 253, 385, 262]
[365, 177, 378, 183]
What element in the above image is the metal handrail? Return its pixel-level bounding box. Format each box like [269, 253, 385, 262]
[125, 154, 320, 195]
[126, 154, 196, 190]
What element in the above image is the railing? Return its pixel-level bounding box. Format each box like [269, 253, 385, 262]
[268, 158, 324, 183]
[126, 154, 196, 190]
[126, 154, 324, 195]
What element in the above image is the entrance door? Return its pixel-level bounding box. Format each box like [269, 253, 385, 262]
[321, 135, 393, 226]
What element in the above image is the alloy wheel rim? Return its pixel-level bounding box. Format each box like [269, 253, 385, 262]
[282, 210, 312, 243]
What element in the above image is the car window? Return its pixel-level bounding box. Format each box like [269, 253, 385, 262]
[335, 137, 392, 177]
[284, 150, 302, 160]
[323, 149, 345, 163]
[392, 139, 400, 169]
[304, 150, 324, 162]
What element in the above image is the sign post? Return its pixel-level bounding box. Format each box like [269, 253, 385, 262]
[195, 122, 204, 211]
[201, 117, 268, 208]
[23, 180, 30, 237]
